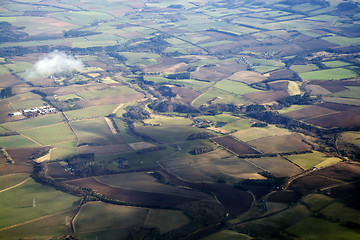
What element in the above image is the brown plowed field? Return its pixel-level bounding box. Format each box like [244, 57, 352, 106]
[313, 162, 360, 182]
[288, 175, 338, 195]
[47, 163, 74, 179]
[319, 102, 360, 112]
[267, 69, 297, 80]
[267, 190, 302, 204]
[7, 147, 48, 165]
[282, 106, 338, 120]
[244, 90, 289, 104]
[171, 86, 201, 104]
[66, 178, 197, 207]
[187, 182, 253, 217]
[325, 181, 360, 210]
[303, 111, 360, 128]
[0, 164, 33, 176]
[79, 144, 132, 155]
[213, 136, 260, 155]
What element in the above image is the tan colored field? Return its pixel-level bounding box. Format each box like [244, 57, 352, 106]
[247, 156, 302, 177]
[79, 144, 132, 155]
[228, 71, 266, 84]
[247, 133, 312, 154]
[32, 17, 73, 28]
[77, 93, 145, 107]
[232, 125, 291, 142]
[95, 172, 208, 199]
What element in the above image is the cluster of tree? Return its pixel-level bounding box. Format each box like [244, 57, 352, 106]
[0, 87, 13, 99]
[190, 147, 215, 155]
[156, 85, 176, 98]
[122, 105, 150, 121]
[186, 132, 217, 140]
[238, 171, 288, 190]
[251, 122, 268, 128]
[127, 34, 170, 54]
[0, 21, 28, 43]
[165, 72, 191, 80]
[63, 30, 101, 38]
[29, 147, 51, 160]
[137, 145, 166, 154]
[31, 90, 83, 111]
[277, 93, 320, 107]
[64, 153, 115, 177]
[0, 131, 18, 136]
[148, 100, 200, 114]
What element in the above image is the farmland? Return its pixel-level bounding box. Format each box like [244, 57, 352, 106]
[1, 0, 360, 239]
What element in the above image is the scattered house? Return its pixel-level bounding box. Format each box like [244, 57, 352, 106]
[9, 106, 58, 117]
[192, 118, 213, 128]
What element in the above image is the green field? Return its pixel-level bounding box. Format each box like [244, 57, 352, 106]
[290, 64, 319, 73]
[286, 217, 360, 240]
[64, 104, 118, 120]
[71, 118, 112, 139]
[203, 230, 251, 240]
[247, 156, 302, 177]
[0, 135, 39, 149]
[330, 86, 360, 99]
[22, 123, 75, 145]
[8, 92, 46, 110]
[76, 86, 137, 99]
[235, 204, 311, 238]
[322, 60, 352, 68]
[192, 87, 252, 106]
[0, 209, 74, 240]
[299, 68, 358, 80]
[214, 80, 261, 95]
[74, 202, 148, 235]
[0, 179, 80, 229]
[0, 173, 29, 190]
[135, 125, 205, 143]
[286, 151, 335, 170]
[2, 114, 65, 131]
[50, 141, 79, 160]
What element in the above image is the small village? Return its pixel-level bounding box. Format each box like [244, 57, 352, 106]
[10, 106, 57, 118]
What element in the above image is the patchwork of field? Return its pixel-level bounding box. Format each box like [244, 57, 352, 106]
[212, 136, 260, 155]
[247, 133, 312, 154]
[1, 0, 360, 239]
[66, 177, 199, 207]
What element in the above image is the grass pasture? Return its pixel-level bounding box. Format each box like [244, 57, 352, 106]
[214, 80, 261, 95]
[299, 68, 358, 80]
[287, 151, 341, 170]
[134, 125, 205, 143]
[0, 173, 29, 191]
[71, 118, 112, 140]
[0, 135, 39, 149]
[50, 141, 78, 160]
[286, 217, 360, 240]
[247, 156, 302, 177]
[145, 209, 190, 234]
[64, 104, 118, 120]
[247, 134, 312, 154]
[0, 209, 74, 240]
[192, 87, 252, 106]
[0, 179, 80, 229]
[235, 204, 311, 239]
[330, 86, 360, 99]
[232, 124, 291, 142]
[2, 114, 65, 132]
[203, 230, 251, 240]
[75, 202, 148, 236]
[22, 123, 75, 145]
[290, 64, 319, 73]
